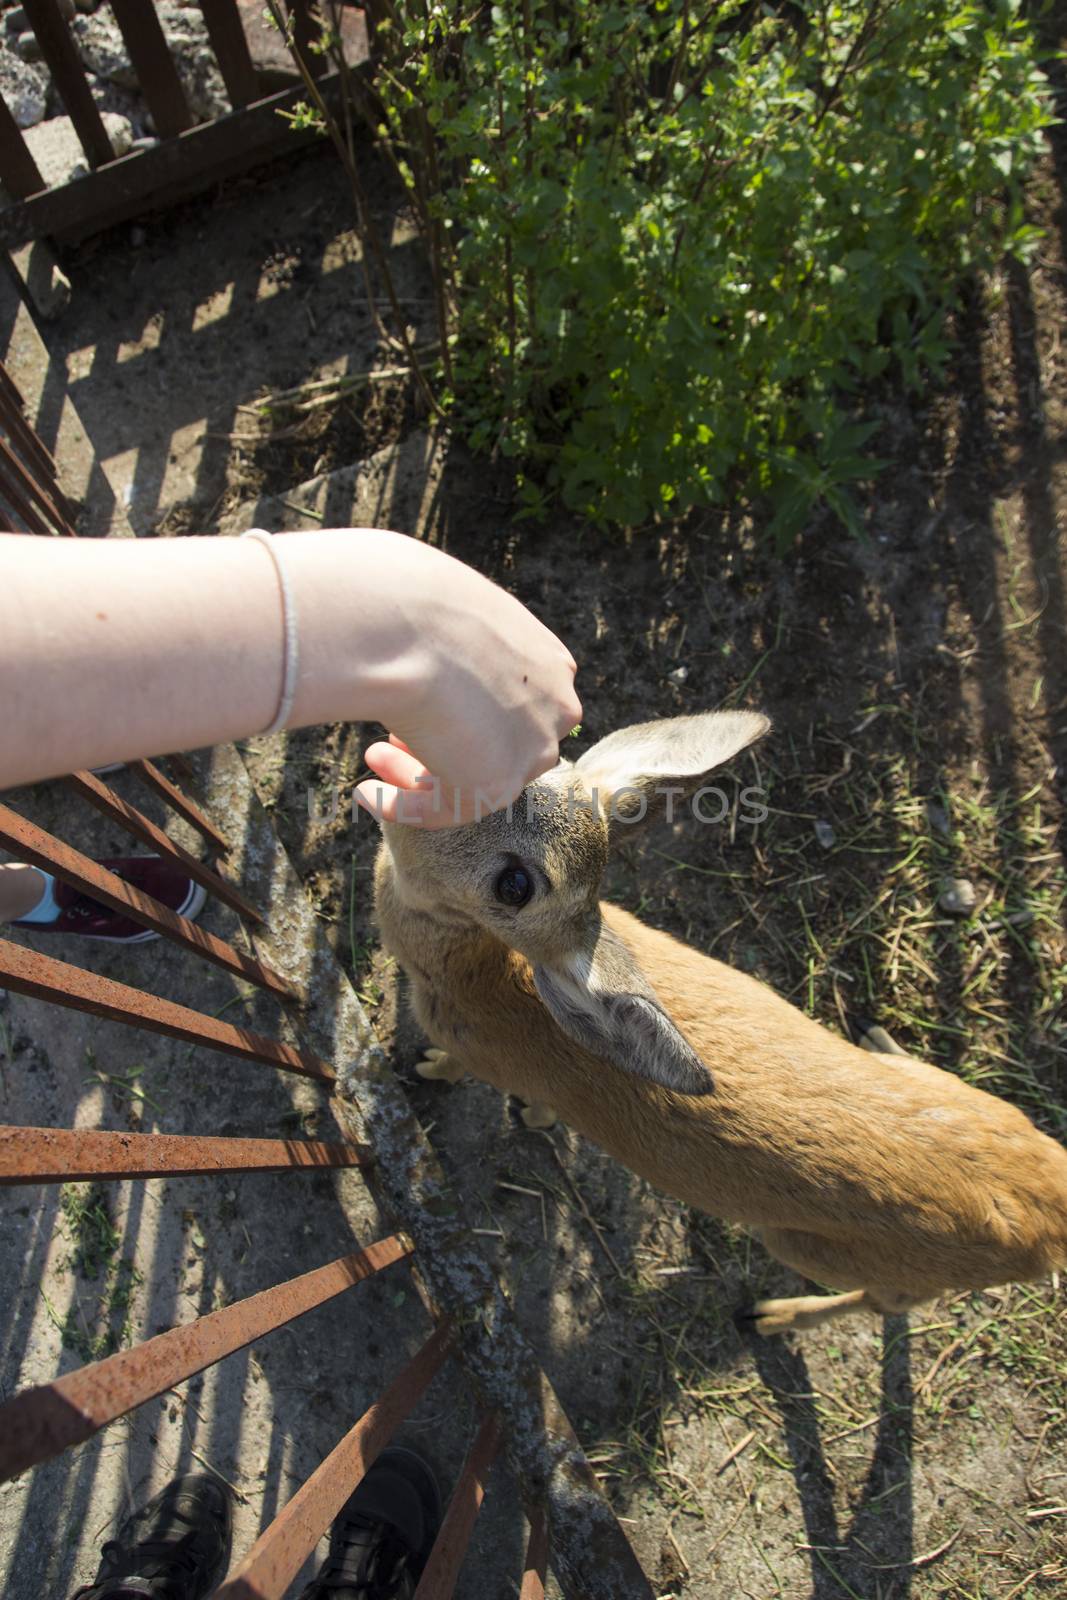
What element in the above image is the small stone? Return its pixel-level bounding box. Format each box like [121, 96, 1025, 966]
[939, 877, 977, 916]
[0, 43, 48, 127]
[667, 665, 688, 686]
[4, 8, 27, 34]
[23, 109, 132, 187]
[814, 819, 836, 850]
[16, 28, 41, 62]
[926, 799, 951, 838]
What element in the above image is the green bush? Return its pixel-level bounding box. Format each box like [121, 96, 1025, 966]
[316, 0, 1053, 542]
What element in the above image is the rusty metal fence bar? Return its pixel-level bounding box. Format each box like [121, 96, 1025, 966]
[65, 771, 264, 926]
[214, 1322, 455, 1600]
[0, 1124, 370, 1183]
[520, 1509, 550, 1600]
[0, 1238, 414, 1482]
[0, 363, 78, 536]
[129, 758, 231, 854]
[0, 426, 73, 535]
[0, 939, 334, 1080]
[0, 802, 294, 997]
[413, 1413, 502, 1600]
[0, 364, 62, 488]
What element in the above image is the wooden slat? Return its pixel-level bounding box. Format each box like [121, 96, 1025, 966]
[0, 76, 350, 250]
[0, 803, 293, 998]
[215, 1323, 454, 1600]
[66, 770, 264, 926]
[0, 93, 45, 200]
[289, 0, 328, 80]
[413, 1415, 502, 1600]
[0, 938, 333, 1080]
[199, 0, 259, 108]
[109, 0, 193, 139]
[21, 0, 114, 169]
[0, 1239, 412, 1482]
[130, 759, 229, 854]
[0, 1124, 371, 1184]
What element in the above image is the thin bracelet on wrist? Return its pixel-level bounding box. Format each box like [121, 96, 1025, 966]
[241, 528, 299, 735]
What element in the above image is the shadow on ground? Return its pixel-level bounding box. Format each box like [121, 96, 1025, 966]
[3, 93, 1066, 1593]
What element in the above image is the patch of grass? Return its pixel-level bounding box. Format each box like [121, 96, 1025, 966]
[596, 692, 1067, 1582]
[49, 1183, 144, 1362]
[84, 1047, 163, 1114]
[653, 702, 1066, 1136]
[59, 1183, 120, 1278]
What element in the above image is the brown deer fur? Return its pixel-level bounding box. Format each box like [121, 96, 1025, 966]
[373, 711, 1067, 1333]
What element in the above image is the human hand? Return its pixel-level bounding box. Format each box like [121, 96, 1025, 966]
[0, 527, 579, 799]
[341, 532, 580, 825]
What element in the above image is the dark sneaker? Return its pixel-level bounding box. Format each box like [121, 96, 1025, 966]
[71, 1472, 232, 1599]
[299, 1446, 442, 1599]
[11, 856, 207, 944]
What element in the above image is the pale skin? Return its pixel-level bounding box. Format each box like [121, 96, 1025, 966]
[0, 527, 581, 914]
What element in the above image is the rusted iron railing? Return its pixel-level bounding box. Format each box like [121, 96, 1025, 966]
[0, 359, 77, 535]
[520, 1509, 550, 1600]
[413, 1413, 503, 1600]
[0, 938, 334, 1079]
[1, 345, 653, 1597]
[0, 1238, 414, 1480]
[0, 802, 296, 997]
[127, 757, 232, 853]
[0, 1125, 371, 1183]
[0, 0, 364, 250]
[214, 1324, 455, 1600]
[64, 770, 264, 925]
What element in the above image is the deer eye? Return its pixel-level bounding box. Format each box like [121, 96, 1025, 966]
[494, 864, 532, 908]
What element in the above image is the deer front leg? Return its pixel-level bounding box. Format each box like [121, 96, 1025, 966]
[415, 1046, 466, 1084]
[416, 1047, 557, 1129]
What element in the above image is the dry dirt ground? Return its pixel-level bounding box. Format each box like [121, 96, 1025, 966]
[5, 34, 1067, 1599]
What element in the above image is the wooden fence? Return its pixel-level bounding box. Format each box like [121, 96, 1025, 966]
[0, 0, 355, 249]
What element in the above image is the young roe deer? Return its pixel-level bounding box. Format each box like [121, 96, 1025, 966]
[373, 712, 1067, 1333]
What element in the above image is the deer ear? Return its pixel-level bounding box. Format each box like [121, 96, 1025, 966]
[533, 922, 713, 1095]
[574, 710, 769, 835]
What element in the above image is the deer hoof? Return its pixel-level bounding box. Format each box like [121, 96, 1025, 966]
[415, 1048, 465, 1084]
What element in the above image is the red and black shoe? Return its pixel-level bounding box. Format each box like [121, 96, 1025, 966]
[11, 856, 207, 944]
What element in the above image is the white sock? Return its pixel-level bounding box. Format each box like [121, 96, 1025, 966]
[14, 869, 61, 923]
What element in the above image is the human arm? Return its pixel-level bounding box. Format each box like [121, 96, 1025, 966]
[0, 529, 581, 823]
